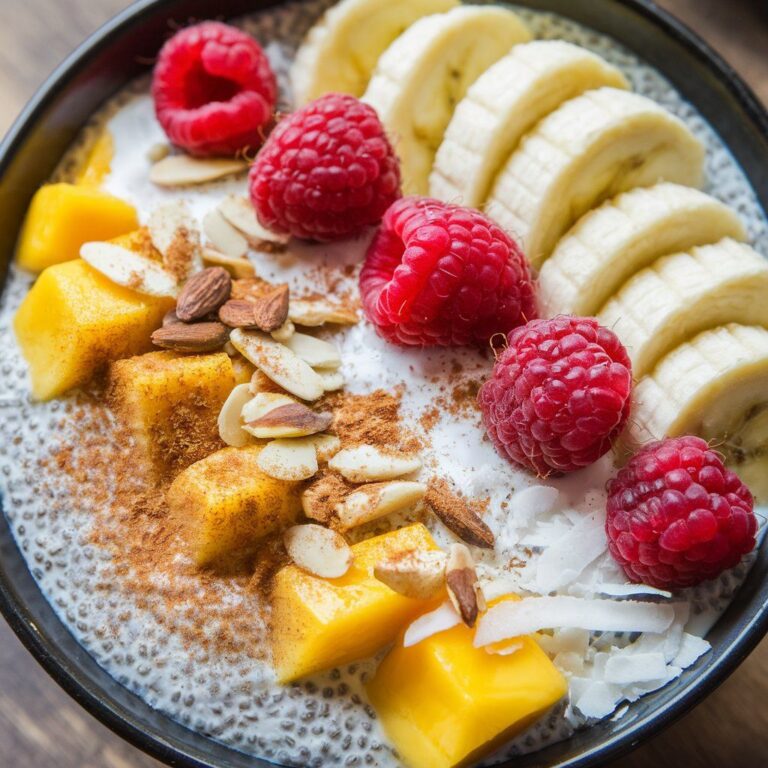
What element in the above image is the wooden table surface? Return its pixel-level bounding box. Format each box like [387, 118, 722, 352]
[1, 1, 767, 766]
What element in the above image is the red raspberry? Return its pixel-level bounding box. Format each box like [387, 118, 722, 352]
[478, 316, 631, 474]
[152, 22, 277, 157]
[248, 94, 400, 241]
[606, 436, 757, 589]
[359, 197, 536, 346]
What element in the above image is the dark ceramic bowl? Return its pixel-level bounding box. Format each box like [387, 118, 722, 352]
[1, 1, 767, 767]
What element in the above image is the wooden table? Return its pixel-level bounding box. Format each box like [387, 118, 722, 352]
[1, 1, 767, 766]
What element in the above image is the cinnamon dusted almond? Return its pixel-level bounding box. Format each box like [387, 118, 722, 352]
[229, 285, 289, 332]
[374, 549, 447, 600]
[151, 321, 229, 353]
[334, 480, 426, 530]
[445, 543, 484, 627]
[289, 296, 358, 327]
[243, 395, 332, 439]
[176, 267, 232, 322]
[283, 524, 352, 578]
[425, 477, 495, 549]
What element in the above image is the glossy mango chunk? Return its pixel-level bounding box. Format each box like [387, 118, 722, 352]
[271, 523, 440, 683]
[366, 624, 567, 768]
[16, 183, 138, 272]
[109, 351, 235, 480]
[167, 446, 302, 568]
[14, 259, 174, 400]
[76, 130, 114, 187]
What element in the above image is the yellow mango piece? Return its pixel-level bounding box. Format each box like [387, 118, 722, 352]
[76, 130, 114, 187]
[367, 624, 567, 768]
[271, 523, 441, 683]
[167, 445, 302, 568]
[109, 351, 235, 480]
[14, 259, 174, 400]
[231, 354, 256, 385]
[16, 183, 138, 272]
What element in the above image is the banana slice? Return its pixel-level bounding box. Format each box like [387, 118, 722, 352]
[598, 238, 768, 379]
[538, 183, 746, 317]
[430, 41, 628, 207]
[291, 0, 458, 105]
[362, 5, 531, 195]
[486, 87, 705, 267]
[628, 324, 768, 501]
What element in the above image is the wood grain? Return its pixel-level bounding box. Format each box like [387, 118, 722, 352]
[1, 0, 767, 766]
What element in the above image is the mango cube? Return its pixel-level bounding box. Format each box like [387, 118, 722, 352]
[366, 625, 567, 768]
[271, 523, 441, 683]
[76, 130, 114, 187]
[14, 259, 174, 400]
[16, 183, 138, 272]
[109, 351, 235, 479]
[167, 445, 302, 567]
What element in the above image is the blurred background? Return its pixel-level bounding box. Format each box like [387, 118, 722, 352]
[0, 0, 767, 766]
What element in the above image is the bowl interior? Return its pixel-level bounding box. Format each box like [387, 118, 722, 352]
[1, 1, 767, 767]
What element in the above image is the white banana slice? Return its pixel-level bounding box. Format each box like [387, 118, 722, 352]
[363, 5, 531, 195]
[430, 40, 628, 207]
[486, 87, 705, 267]
[291, 0, 458, 105]
[538, 183, 746, 317]
[628, 324, 768, 501]
[598, 238, 768, 379]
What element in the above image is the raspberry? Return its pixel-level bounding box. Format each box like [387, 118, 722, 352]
[606, 436, 757, 589]
[152, 22, 277, 157]
[359, 197, 536, 346]
[248, 94, 401, 241]
[478, 316, 631, 474]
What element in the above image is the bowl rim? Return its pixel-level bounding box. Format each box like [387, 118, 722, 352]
[1, 1, 767, 767]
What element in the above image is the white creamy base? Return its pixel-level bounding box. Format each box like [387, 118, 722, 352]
[1, 1, 767, 765]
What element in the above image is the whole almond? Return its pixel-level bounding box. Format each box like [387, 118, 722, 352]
[219, 299, 262, 329]
[425, 477, 494, 549]
[176, 267, 232, 322]
[445, 544, 483, 627]
[162, 308, 183, 326]
[151, 321, 229, 352]
[254, 285, 289, 331]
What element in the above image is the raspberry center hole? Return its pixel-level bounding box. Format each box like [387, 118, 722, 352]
[184, 65, 240, 109]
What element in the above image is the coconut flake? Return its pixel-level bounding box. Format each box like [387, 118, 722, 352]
[673, 633, 711, 669]
[572, 680, 622, 719]
[509, 485, 560, 528]
[603, 652, 669, 684]
[403, 602, 461, 648]
[475, 597, 675, 648]
[596, 583, 673, 599]
[530, 514, 607, 593]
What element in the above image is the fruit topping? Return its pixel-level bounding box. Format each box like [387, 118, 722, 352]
[359, 196, 536, 347]
[605, 435, 757, 589]
[152, 21, 277, 157]
[478, 315, 632, 475]
[248, 93, 401, 240]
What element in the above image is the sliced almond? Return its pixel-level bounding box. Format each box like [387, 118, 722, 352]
[202, 247, 255, 279]
[328, 445, 421, 483]
[374, 549, 447, 599]
[218, 195, 289, 250]
[242, 392, 296, 421]
[176, 266, 232, 322]
[289, 297, 358, 327]
[217, 383, 254, 447]
[257, 437, 319, 481]
[203, 208, 248, 258]
[80, 242, 179, 297]
[147, 201, 203, 281]
[425, 478, 495, 549]
[309, 433, 341, 462]
[271, 320, 295, 342]
[230, 329, 325, 401]
[147, 142, 171, 163]
[301, 471, 351, 524]
[249, 370, 289, 396]
[150, 154, 247, 187]
[445, 543, 484, 628]
[334, 481, 426, 530]
[242, 394, 332, 439]
[283, 524, 352, 579]
[150, 321, 229, 353]
[319, 370, 345, 392]
[284, 333, 342, 370]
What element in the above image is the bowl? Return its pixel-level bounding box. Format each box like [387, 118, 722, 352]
[1, 1, 768, 766]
